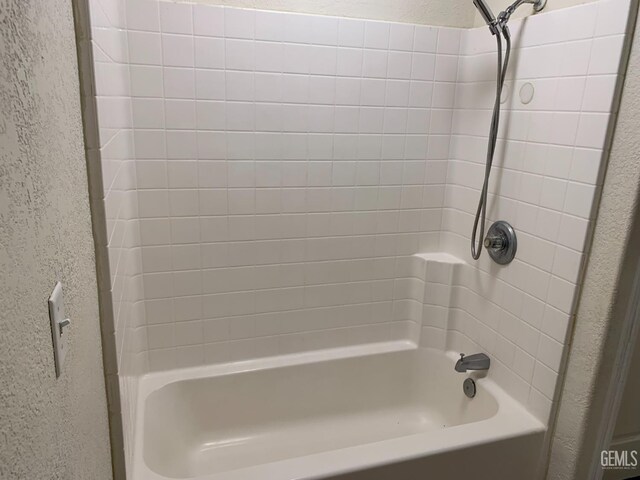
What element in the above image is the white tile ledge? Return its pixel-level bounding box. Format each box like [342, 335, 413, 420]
[414, 252, 467, 264]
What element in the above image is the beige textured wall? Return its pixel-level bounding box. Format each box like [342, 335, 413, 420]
[612, 326, 640, 438]
[604, 326, 640, 479]
[0, 0, 113, 479]
[187, 0, 477, 27]
[546, 5, 640, 480]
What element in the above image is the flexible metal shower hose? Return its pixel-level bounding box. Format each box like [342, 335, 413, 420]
[470, 28, 512, 260]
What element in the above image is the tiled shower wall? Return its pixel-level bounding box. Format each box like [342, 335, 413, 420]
[110, 0, 464, 371]
[86, 0, 632, 435]
[441, 0, 632, 420]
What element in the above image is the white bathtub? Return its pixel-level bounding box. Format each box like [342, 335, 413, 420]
[132, 342, 546, 480]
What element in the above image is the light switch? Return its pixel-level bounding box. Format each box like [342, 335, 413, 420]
[48, 282, 71, 377]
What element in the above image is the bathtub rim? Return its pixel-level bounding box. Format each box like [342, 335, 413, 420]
[132, 341, 546, 480]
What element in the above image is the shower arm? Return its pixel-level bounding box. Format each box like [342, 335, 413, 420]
[498, 0, 546, 26]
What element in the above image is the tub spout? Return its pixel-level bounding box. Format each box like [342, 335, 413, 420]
[455, 353, 490, 373]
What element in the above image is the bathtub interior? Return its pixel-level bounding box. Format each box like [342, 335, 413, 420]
[143, 348, 499, 478]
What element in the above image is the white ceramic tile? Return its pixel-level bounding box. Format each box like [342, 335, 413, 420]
[138, 190, 169, 218]
[582, 75, 618, 112]
[254, 10, 283, 42]
[337, 48, 364, 77]
[532, 361, 557, 399]
[166, 131, 197, 159]
[95, 63, 130, 97]
[338, 18, 365, 48]
[283, 44, 311, 74]
[556, 213, 589, 251]
[589, 35, 625, 75]
[163, 67, 195, 99]
[160, 1, 192, 34]
[559, 39, 592, 77]
[389, 23, 414, 51]
[411, 53, 436, 81]
[539, 177, 567, 211]
[595, 0, 632, 36]
[225, 39, 254, 71]
[126, 0, 159, 32]
[254, 41, 283, 73]
[134, 130, 165, 159]
[385, 80, 410, 107]
[195, 69, 225, 100]
[563, 182, 596, 218]
[414, 25, 438, 53]
[225, 71, 254, 101]
[132, 98, 164, 129]
[162, 34, 194, 67]
[554, 77, 585, 112]
[434, 55, 458, 82]
[437, 28, 461, 55]
[193, 4, 224, 37]
[139, 218, 171, 246]
[363, 49, 388, 78]
[165, 99, 196, 129]
[387, 51, 412, 79]
[136, 161, 167, 189]
[570, 148, 602, 185]
[575, 113, 611, 149]
[168, 161, 199, 189]
[225, 7, 255, 39]
[128, 31, 161, 65]
[226, 102, 255, 131]
[130, 65, 163, 97]
[195, 37, 225, 69]
[195, 100, 225, 130]
[364, 21, 390, 50]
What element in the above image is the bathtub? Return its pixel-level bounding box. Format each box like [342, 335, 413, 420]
[132, 342, 546, 480]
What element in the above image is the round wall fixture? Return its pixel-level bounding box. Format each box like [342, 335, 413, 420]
[534, 0, 547, 11]
[520, 82, 535, 104]
[484, 220, 518, 265]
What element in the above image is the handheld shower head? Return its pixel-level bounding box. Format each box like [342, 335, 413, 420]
[473, 0, 498, 33]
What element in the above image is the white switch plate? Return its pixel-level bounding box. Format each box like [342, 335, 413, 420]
[48, 282, 70, 377]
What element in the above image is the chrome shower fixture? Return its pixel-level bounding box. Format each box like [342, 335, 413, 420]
[469, 0, 546, 262]
[499, 0, 547, 24]
[474, 0, 547, 35]
[473, 0, 499, 34]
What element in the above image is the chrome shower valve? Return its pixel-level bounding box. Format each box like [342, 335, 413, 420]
[483, 235, 505, 250]
[484, 221, 517, 265]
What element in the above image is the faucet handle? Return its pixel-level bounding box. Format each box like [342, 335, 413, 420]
[459, 353, 465, 362]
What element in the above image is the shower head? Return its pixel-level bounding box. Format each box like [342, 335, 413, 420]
[473, 0, 499, 33]
[499, 0, 547, 24]
[475, 0, 547, 35]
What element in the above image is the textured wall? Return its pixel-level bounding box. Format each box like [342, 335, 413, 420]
[188, 0, 477, 27]
[546, 4, 640, 479]
[0, 0, 113, 479]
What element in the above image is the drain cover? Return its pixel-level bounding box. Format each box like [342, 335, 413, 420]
[463, 378, 476, 398]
